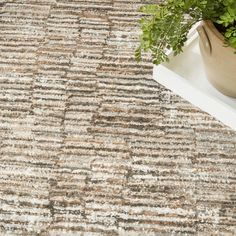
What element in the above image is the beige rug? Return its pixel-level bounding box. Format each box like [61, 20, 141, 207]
[0, 0, 236, 235]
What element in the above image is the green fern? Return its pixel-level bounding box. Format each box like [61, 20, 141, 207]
[136, 0, 236, 64]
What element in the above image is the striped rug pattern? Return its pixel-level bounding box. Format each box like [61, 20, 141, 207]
[0, 0, 236, 235]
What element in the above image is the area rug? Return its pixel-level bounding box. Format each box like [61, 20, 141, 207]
[0, 0, 236, 235]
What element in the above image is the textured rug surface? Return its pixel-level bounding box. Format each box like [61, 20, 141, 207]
[0, 0, 236, 235]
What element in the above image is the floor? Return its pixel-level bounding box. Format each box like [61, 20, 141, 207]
[0, 0, 236, 235]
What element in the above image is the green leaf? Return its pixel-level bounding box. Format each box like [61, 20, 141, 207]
[135, 0, 236, 65]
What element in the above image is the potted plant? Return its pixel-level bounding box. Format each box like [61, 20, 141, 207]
[135, 0, 236, 97]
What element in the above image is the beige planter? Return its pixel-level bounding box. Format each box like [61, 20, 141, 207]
[197, 20, 236, 98]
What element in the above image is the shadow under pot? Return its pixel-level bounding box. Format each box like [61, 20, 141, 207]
[197, 20, 236, 98]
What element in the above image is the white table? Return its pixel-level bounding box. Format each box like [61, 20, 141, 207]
[153, 31, 236, 131]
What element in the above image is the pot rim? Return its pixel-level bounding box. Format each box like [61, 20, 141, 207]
[203, 20, 225, 42]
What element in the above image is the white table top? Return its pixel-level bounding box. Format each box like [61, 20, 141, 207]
[153, 34, 236, 131]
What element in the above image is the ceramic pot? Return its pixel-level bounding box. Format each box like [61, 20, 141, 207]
[197, 20, 236, 98]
